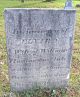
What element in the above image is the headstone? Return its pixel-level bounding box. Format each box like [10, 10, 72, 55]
[4, 8, 76, 91]
[64, 0, 73, 9]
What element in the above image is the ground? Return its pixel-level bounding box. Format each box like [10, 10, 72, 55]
[0, 0, 80, 97]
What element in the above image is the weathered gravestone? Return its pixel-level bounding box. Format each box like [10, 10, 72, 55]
[65, 0, 73, 9]
[4, 8, 76, 91]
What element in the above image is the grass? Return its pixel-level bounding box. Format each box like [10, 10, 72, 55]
[0, 0, 80, 97]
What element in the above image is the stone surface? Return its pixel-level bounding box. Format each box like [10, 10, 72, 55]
[4, 8, 76, 91]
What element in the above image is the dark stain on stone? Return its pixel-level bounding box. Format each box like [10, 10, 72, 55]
[46, 30, 53, 38]
[17, 13, 22, 39]
[28, 10, 32, 27]
[10, 14, 15, 35]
